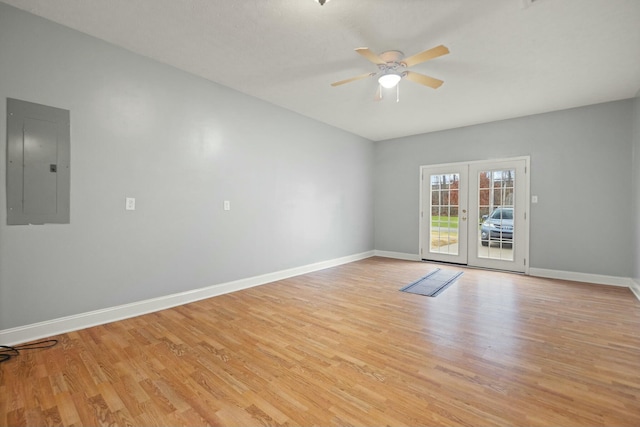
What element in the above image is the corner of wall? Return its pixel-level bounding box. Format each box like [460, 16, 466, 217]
[633, 92, 640, 290]
[629, 278, 640, 302]
[373, 250, 421, 261]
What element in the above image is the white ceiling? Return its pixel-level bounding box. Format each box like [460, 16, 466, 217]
[3, 0, 640, 141]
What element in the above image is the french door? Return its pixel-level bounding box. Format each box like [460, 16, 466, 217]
[420, 165, 469, 264]
[420, 158, 528, 273]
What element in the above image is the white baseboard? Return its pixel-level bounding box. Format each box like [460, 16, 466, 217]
[370, 255, 634, 290]
[630, 278, 640, 301]
[373, 250, 421, 261]
[371, 254, 634, 293]
[372, 251, 633, 287]
[0, 250, 375, 346]
[528, 267, 630, 288]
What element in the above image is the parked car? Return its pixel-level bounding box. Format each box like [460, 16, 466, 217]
[480, 207, 513, 246]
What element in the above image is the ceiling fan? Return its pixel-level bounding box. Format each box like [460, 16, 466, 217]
[331, 45, 450, 100]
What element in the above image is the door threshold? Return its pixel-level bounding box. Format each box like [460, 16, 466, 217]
[421, 259, 525, 275]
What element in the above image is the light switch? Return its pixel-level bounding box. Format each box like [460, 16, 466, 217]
[531, 195, 538, 204]
[223, 200, 230, 211]
[126, 197, 136, 210]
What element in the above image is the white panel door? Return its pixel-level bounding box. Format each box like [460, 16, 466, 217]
[420, 165, 469, 264]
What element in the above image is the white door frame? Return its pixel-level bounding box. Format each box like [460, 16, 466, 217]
[419, 156, 530, 274]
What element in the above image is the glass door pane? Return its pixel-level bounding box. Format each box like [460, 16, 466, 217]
[430, 173, 460, 255]
[478, 169, 515, 261]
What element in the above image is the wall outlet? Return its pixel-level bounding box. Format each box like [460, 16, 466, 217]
[223, 200, 231, 211]
[126, 197, 136, 210]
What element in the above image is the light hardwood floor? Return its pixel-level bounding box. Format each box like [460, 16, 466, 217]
[1, 257, 639, 426]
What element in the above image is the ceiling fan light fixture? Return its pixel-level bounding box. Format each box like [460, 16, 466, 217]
[378, 73, 402, 89]
[315, 0, 329, 5]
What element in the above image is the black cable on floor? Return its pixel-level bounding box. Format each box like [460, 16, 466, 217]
[0, 339, 58, 363]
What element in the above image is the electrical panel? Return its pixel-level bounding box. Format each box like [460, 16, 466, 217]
[6, 98, 70, 225]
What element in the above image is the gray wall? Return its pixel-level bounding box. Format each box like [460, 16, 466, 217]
[633, 92, 640, 284]
[375, 100, 634, 277]
[0, 4, 374, 330]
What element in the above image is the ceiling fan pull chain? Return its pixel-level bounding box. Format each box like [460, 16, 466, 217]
[396, 83, 400, 103]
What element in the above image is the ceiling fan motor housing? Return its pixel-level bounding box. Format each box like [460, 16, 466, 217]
[376, 51, 405, 87]
[379, 50, 404, 64]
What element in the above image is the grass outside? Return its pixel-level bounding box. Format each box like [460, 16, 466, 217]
[431, 215, 459, 229]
